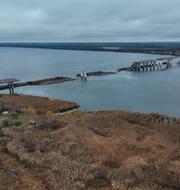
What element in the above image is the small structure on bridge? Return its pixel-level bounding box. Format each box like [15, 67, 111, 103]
[77, 71, 87, 80]
[0, 78, 19, 94]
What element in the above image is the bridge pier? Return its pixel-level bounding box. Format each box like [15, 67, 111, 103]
[137, 63, 140, 72]
[156, 61, 160, 70]
[138, 63, 141, 72]
[153, 61, 156, 71]
[166, 60, 172, 69]
[142, 63, 145, 71]
[145, 62, 149, 71]
[149, 62, 152, 71]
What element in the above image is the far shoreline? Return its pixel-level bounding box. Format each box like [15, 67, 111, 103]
[0, 42, 180, 56]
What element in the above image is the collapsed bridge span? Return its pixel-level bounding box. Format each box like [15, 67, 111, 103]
[118, 56, 178, 72]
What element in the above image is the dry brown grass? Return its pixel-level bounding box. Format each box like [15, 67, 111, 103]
[0, 126, 46, 190]
[0, 97, 180, 189]
[0, 94, 79, 114]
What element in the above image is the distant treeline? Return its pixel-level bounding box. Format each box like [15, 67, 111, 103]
[1, 42, 180, 55]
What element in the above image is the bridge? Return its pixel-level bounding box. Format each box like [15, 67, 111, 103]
[0, 56, 179, 94]
[0, 78, 19, 94]
[118, 56, 179, 72]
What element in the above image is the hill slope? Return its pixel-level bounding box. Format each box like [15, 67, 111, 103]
[0, 95, 180, 190]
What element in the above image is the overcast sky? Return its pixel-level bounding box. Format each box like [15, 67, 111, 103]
[0, 0, 180, 42]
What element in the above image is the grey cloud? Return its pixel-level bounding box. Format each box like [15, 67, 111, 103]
[0, 0, 180, 41]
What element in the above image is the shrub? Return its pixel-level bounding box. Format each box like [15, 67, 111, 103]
[16, 114, 34, 128]
[20, 134, 36, 153]
[35, 117, 65, 130]
[103, 156, 121, 169]
[22, 106, 36, 115]
[46, 111, 56, 120]
[85, 167, 111, 189]
[0, 117, 18, 128]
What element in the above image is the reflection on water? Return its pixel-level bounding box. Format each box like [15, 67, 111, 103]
[0, 47, 180, 116]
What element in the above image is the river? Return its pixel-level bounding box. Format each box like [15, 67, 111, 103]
[0, 47, 180, 116]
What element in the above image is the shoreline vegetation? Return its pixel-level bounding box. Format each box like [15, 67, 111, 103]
[1, 42, 180, 55]
[0, 94, 180, 189]
[0, 94, 79, 114]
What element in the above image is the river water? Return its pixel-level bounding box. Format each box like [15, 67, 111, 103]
[0, 47, 180, 116]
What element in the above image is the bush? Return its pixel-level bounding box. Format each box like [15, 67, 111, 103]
[85, 168, 111, 189]
[0, 117, 18, 128]
[46, 111, 56, 120]
[0, 102, 21, 113]
[22, 106, 36, 115]
[103, 156, 121, 169]
[35, 117, 65, 130]
[20, 134, 36, 153]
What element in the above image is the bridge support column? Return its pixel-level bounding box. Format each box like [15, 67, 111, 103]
[149, 61, 152, 71]
[166, 60, 171, 69]
[157, 61, 160, 70]
[8, 82, 14, 95]
[139, 63, 141, 72]
[142, 63, 145, 71]
[159, 60, 162, 69]
[146, 63, 148, 71]
[153, 61, 156, 71]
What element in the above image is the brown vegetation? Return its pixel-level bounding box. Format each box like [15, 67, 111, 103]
[0, 94, 79, 114]
[0, 95, 180, 189]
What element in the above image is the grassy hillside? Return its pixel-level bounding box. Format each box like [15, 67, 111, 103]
[0, 94, 180, 190]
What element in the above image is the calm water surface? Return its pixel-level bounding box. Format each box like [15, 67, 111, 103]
[0, 47, 180, 116]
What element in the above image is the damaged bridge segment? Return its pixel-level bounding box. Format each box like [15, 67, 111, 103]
[118, 56, 177, 72]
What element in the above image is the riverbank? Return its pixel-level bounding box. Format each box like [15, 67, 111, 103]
[1, 42, 180, 56]
[0, 94, 79, 114]
[0, 94, 180, 190]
